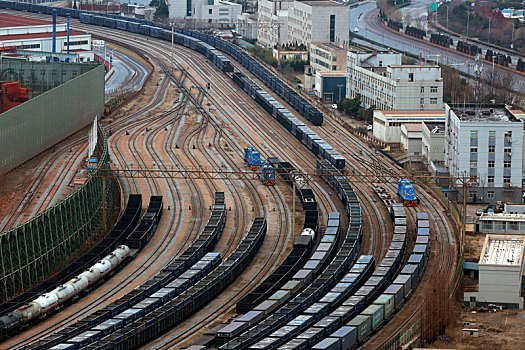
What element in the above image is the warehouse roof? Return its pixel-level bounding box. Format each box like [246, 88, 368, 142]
[0, 14, 56, 28]
[479, 213, 525, 222]
[480, 235, 525, 266]
[0, 31, 87, 41]
[301, 1, 348, 6]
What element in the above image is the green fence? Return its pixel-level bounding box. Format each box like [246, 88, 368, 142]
[0, 125, 114, 302]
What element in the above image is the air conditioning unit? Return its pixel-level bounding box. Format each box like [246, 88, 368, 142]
[421, 104, 425, 108]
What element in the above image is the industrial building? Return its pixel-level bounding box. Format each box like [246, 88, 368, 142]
[236, 12, 258, 40]
[309, 42, 347, 73]
[257, 0, 293, 49]
[0, 14, 93, 62]
[346, 51, 443, 110]
[314, 71, 346, 102]
[464, 235, 525, 309]
[168, 0, 242, 25]
[400, 123, 423, 156]
[372, 110, 446, 144]
[287, 1, 350, 49]
[445, 104, 524, 204]
[477, 214, 525, 235]
[421, 121, 446, 163]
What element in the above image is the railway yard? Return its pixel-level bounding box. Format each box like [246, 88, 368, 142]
[0, 3, 466, 350]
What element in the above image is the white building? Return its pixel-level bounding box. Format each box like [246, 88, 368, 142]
[287, 1, 350, 49]
[445, 104, 524, 204]
[477, 214, 525, 235]
[309, 42, 347, 73]
[421, 121, 446, 163]
[347, 51, 443, 111]
[464, 235, 525, 309]
[372, 110, 446, 144]
[169, 0, 242, 24]
[400, 123, 423, 156]
[0, 14, 93, 62]
[236, 13, 258, 40]
[257, 0, 293, 48]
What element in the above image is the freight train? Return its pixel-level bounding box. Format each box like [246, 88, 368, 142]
[0, 246, 131, 331]
[397, 179, 419, 206]
[0, 0, 348, 173]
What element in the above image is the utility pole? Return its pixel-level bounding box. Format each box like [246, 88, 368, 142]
[511, 22, 515, 49]
[337, 84, 343, 102]
[488, 16, 491, 44]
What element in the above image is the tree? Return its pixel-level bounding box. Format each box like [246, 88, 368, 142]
[339, 95, 362, 116]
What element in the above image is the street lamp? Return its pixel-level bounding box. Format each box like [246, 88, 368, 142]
[337, 84, 343, 102]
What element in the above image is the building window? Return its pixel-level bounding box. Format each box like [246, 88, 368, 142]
[504, 161, 511, 168]
[470, 147, 477, 153]
[470, 161, 477, 168]
[420, 98, 424, 105]
[487, 191, 495, 199]
[489, 145, 495, 153]
[489, 130, 496, 138]
[469, 190, 477, 199]
[504, 147, 512, 155]
[430, 86, 438, 93]
[504, 176, 511, 184]
[409, 73, 414, 81]
[430, 98, 438, 104]
[488, 160, 495, 168]
[209, 9, 212, 14]
[329, 15, 335, 42]
[421, 86, 425, 93]
[504, 131, 512, 139]
[488, 176, 494, 183]
[470, 131, 478, 138]
[332, 65, 337, 70]
[332, 56, 337, 61]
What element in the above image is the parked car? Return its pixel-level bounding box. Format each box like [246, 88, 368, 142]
[367, 125, 373, 131]
[476, 209, 484, 216]
[331, 104, 338, 109]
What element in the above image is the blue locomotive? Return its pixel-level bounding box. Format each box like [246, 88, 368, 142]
[397, 179, 419, 206]
[244, 146, 261, 170]
[260, 161, 275, 186]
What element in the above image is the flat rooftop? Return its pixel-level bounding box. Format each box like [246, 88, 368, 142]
[317, 71, 346, 77]
[0, 31, 86, 41]
[389, 65, 440, 69]
[379, 110, 446, 117]
[403, 123, 422, 132]
[480, 235, 525, 266]
[423, 121, 446, 133]
[449, 104, 522, 122]
[313, 42, 346, 51]
[479, 213, 525, 222]
[0, 14, 56, 28]
[301, 1, 348, 6]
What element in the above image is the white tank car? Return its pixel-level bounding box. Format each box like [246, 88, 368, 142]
[51, 283, 75, 302]
[79, 267, 101, 285]
[114, 245, 131, 261]
[92, 259, 112, 277]
[301, 228, 315, 241]
[68, 275, 89, 295]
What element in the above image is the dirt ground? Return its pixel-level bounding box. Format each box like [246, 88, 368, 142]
[426, 307, 525, 349]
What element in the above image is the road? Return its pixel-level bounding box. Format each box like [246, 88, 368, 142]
[350, 1, 525, 92]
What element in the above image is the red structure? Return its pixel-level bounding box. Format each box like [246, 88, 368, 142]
[0, 81, 30, 113]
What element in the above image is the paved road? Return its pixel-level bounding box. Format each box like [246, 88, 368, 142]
[94, 46, 149, 96]
[349, 1, 525, 92]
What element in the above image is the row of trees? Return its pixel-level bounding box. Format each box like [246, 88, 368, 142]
[337, 94, 375, 122]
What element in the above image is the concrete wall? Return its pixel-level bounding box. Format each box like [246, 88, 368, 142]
[0, 64, 104, 175]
